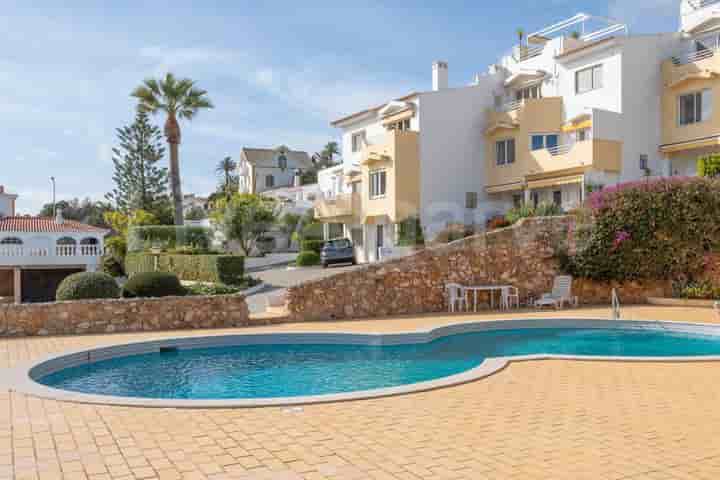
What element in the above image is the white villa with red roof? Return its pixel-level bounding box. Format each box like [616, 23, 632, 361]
[0, 186, 108, 304]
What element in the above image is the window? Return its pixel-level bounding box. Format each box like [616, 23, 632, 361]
[553, 191, 562, 207]
[639, 154, 649, 171]
[369, 170, 387, 198]
[277, 154, 288, 171]
[576, 128, 591, 142]
[351, 228, 363, 247]
[351, 131, 366, 152]
[512, 194, 523, 208]
[495, 139, 515, 165]
[515, 84, 542, 101]
[466, 192, 478, 209]
[376, 225, 384, 249]
[530, 134, 559, 151]
[0, 237, 22, 245]
[678, 90, 712, 126]
[265, 174, 275, 188]
[575, 65, 603, 94]
[531, 192, 540, 208]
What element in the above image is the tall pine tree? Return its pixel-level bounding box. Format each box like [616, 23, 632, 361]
[106, 111, 169, 213]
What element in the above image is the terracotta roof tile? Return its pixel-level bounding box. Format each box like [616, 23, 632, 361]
[0, 217, 108, 234]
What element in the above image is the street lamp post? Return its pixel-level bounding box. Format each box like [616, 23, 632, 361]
[50, 176, 56, 217]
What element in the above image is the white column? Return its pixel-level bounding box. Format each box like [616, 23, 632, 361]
[322, 223, 330, 241]
[13, 268, 21, 304]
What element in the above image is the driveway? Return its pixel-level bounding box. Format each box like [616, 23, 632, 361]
[244, 252, 298, 273]
[246, 262, 362, 314]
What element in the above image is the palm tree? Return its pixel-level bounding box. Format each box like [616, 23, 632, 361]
[216, 156, 237, 198]
[131, 73, 214, 225]
[321, 141, 340, 165]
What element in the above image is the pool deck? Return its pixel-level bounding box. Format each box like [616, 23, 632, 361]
[2, 306, 720, 479]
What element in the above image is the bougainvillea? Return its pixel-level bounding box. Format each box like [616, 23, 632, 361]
[568, 177, 720, 281]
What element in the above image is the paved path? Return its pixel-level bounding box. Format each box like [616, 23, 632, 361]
[4, 307, 720, 480]
[246, 263, 361, 314]
[244, 253, 298, 273]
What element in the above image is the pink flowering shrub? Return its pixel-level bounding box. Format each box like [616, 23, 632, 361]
[567, 177, 720, 281]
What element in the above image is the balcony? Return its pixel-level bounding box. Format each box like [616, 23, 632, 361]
[530, 139, 622, 175]
[485, 97, 563, 136]
[314, 193, 361, 221]
[0, 245, 104, 267]
[664, 48, 720, 88]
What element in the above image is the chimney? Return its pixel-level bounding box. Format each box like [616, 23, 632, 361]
[55, 207, 64, 224]
[432, 61, 449, 91]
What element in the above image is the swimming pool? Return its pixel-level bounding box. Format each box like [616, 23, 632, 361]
[18, 319, 720, 407]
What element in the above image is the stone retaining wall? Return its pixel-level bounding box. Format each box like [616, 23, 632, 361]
[285, 217, 673, 322]
[0, 294, 250, 337]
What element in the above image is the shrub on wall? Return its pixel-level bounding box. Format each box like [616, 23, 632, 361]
[127, 226, 211, 253]
[506, 202, 563, 224]
[568, 177, 720, 281]
[397, 216, 425, 246]
[296, 251, 321, 266]
[122, 272, 186, 298]
[698, 154, 720, 178]
[56, 272, 120, 301]
[301, 240, 325, 254]
[125, 253, 245, 285]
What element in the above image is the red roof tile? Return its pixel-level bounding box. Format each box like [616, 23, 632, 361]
[0, 216, 108, 234]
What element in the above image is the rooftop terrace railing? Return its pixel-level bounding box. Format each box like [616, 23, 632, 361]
[687, 0, 720, 10]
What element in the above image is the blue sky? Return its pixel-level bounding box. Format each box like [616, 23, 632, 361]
[2, 0, 679, 213]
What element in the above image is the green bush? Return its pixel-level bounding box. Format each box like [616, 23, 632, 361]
[102, 255, 125, 277]
[185, 283, 242, 296]
[56, 272, 120, 301]
[506, 202, 563, 224]
[397, 216, 425, 246]
[127, 226, 211, 253]
[676, 281, 720, 300]
[125, 254, 245, 285]
[698, 154, 720, 178]
[122, 272, 186, 298]
[296, 251, 321, 266]
[301, 240, 325, 254]
[568, 177, 720, 281]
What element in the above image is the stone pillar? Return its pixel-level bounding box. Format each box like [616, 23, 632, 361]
[13, 268, 21, 304]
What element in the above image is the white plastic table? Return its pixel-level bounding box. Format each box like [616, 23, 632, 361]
[464, 285, 514, 312]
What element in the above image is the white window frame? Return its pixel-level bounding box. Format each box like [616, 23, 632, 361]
[575, 64, 603, 95]
[495, 138, 515, 166]
[678, 89, 712, 126]
[369, 169, 387, 199]
[351, 131, 366, 153]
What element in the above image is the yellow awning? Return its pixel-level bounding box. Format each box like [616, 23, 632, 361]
[561, 119, 592, 133]
[660, 136, 720, 154]
[486, 182, 524, 194]
[527, 174, 584, 190]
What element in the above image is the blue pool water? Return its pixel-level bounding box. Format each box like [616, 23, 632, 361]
[39, 327, 720, 400]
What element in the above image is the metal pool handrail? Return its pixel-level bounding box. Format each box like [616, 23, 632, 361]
[611, 289, 621, 320]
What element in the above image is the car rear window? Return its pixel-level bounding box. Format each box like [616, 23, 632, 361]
[327, 239, 351, 249]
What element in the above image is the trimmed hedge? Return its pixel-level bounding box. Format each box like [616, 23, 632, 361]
[127, 226, 211, 253]
[122, 272, 186, 298]
[126, 253, 245, 285]
[296, 251, 321, 266]
[56, 272, 120, 301]
[301, 240, 325, 254]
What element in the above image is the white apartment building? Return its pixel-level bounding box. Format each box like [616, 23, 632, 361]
[317, 1, 720, 263]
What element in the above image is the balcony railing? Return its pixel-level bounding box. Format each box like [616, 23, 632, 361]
[0, 245, 103, 259]
[546, 144, 574, 156]
[496, 100, 523, 112]
[514, 45, 544, 62]
[687, 0, 720, 10]
[672, 48, 715, 65]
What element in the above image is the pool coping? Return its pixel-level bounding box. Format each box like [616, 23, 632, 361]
[8, 317, 720, 408]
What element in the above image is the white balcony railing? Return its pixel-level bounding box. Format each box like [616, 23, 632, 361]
[672, 48, 715, 65]
[546, 144, 574, 156]
[0, 245, 103, 260]
[514, 45, 544, 62]
[497, 100, 523, 112]
[687, 0, 720, 10]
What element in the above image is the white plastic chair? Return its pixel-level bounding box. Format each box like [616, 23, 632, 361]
[445, 283, 468, 313]
[501, 286, 520, 310]
[535, 276, 575, 309]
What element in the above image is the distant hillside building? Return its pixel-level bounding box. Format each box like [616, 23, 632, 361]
[238, 146, 314, 194]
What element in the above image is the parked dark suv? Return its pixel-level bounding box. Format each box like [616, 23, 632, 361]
[320, 238, 356, 268]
